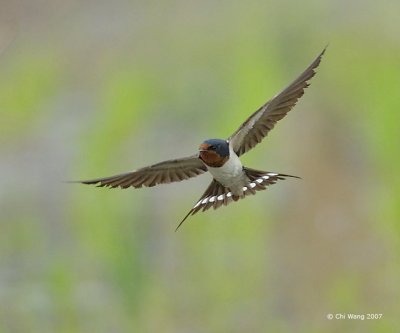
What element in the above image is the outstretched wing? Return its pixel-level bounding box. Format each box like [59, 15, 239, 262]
[76, 155, 207, 189]
[229, 48, 326, 157]
[176, 168, 299, 230]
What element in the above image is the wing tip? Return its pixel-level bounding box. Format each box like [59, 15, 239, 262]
[320, 44, 329, 56]
[312, 45, 328, 70]
[63, 179, 100, 185]
[64, 178, 124, 188]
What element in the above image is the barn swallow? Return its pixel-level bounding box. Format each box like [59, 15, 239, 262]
[75, 48, 325, 230]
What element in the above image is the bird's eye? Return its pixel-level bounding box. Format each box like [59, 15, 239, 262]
[209, 145, 216, 150]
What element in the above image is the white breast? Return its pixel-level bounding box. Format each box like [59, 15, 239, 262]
[206, 145, 244, 190]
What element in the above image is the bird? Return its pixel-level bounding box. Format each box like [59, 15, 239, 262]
[75, 48, 326, 230]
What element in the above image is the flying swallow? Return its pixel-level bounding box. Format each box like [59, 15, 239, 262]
[75, 48, 325, 229]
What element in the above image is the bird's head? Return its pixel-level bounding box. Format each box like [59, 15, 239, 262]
[198, 139, 230, 167]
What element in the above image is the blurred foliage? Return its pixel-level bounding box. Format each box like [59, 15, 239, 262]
[0, 51, 63, 141]
[0, 1, 399, 332]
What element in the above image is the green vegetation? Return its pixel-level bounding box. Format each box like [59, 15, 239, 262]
[0, 1, 399, 332]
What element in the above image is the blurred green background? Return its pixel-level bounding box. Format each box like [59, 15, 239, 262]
[1, 1, 399, 332]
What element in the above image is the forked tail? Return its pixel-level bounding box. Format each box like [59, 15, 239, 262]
[175, 167, 299, 231]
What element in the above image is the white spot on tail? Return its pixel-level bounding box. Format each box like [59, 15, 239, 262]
[209, 196, 216, 203]
[217, 194, 224, 201]
[256, 178, 263, 183]
[268, 173, 278, 176]
[243, 186, 248, 191]
[262, 175, 269, 180]
[249, 182, 256, 188]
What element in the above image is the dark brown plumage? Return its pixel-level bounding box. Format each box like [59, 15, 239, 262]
[74, 48, 326, 229]
[176, 168, 299, 230]
[79, 155, 206, 189]
[229, 48, 325, 156]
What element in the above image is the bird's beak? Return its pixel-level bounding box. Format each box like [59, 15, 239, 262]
[198, 143, 210, 152]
